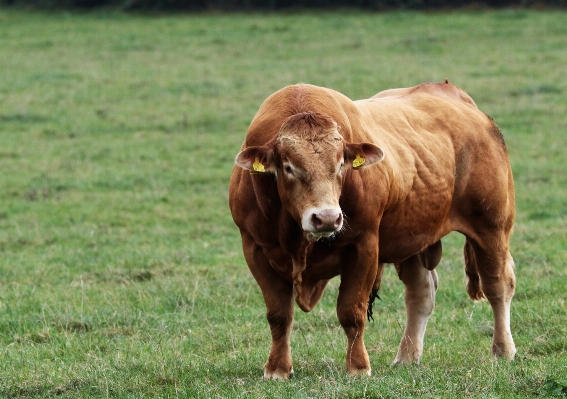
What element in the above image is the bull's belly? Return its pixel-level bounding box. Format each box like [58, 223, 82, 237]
[265, 212, 451, 282]
[378, 218, 451, 264]
[375, 191, 453, 263]
[268, 230, 448, 280]
[378, 234, 435, 264]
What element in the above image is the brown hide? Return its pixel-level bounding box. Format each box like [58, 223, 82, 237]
[229, 81, 516, 377]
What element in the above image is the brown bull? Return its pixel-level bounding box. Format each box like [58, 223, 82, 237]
[228, 81, 516, 378]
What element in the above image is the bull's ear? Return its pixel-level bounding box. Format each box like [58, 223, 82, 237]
[344, 142, 384, 170]
[235, 146, 276, 173]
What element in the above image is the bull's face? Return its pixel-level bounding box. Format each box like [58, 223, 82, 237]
[236, 112, 384, 242]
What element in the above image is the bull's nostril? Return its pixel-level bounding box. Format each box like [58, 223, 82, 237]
[311, 214, 323, 229]
[334, 213, 343, 229]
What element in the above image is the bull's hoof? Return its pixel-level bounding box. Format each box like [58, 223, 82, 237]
[392, 351, 421, 365]
[492, 342, 516, 360]
[391, 358, 420, 366]
[263, 368, 294, 380]
[347, 367, 371, 377]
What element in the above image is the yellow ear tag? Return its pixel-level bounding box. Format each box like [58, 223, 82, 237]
[353, 154, 365, 168]
[253, 157, 265, 173]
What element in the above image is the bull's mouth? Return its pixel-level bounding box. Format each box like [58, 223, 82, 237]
[304, 230, 337, 242]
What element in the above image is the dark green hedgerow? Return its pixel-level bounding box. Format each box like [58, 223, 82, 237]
[1, 0, 567, 10]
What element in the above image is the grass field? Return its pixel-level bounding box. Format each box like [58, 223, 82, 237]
[0, 8, 566, 398]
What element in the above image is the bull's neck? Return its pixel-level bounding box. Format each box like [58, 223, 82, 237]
[278, 212, 313, 283]
[290, 238, 313, 285]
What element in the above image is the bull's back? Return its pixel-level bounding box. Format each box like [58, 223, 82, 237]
[356, 81, 507, 184]
[371, 80, 477, 107]
[353, 82, 513, 261]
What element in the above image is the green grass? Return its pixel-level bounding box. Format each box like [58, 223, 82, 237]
[0, 8, 566, 398]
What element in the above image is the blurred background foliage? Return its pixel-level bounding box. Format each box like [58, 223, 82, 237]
[1, 0, 566, 11]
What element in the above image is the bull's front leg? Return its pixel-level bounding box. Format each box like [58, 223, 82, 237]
[264, 288, 294, 379]
[241, 233, 295, 379]
[337, 236, 379, 376]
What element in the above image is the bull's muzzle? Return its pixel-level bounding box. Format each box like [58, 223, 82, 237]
[302, 207, 343, 241]
[311, 209, 343, 231]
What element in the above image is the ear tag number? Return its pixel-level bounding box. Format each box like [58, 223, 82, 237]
[353, 154, 365, 168]
[253, 157, 265, 172]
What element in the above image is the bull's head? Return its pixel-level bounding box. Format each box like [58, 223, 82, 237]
[236, 112, 384, 242]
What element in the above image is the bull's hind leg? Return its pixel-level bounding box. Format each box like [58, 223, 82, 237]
[393, 244, 440, 364]
[464, 236, 516, 359]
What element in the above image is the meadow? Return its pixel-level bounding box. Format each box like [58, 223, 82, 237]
[0, 8, 566, 398]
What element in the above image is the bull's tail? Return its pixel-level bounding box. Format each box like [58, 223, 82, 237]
[464, 240, 485, 301]
[367, 262, 385, 321]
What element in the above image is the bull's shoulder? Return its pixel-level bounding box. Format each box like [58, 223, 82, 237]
[229, 166, 280, 228]
[370, 80, 477, 108]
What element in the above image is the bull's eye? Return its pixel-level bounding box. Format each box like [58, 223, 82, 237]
[284, 165, 294, 176]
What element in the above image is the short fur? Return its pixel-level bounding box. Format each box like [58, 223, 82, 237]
[229, 81, 516, 378]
